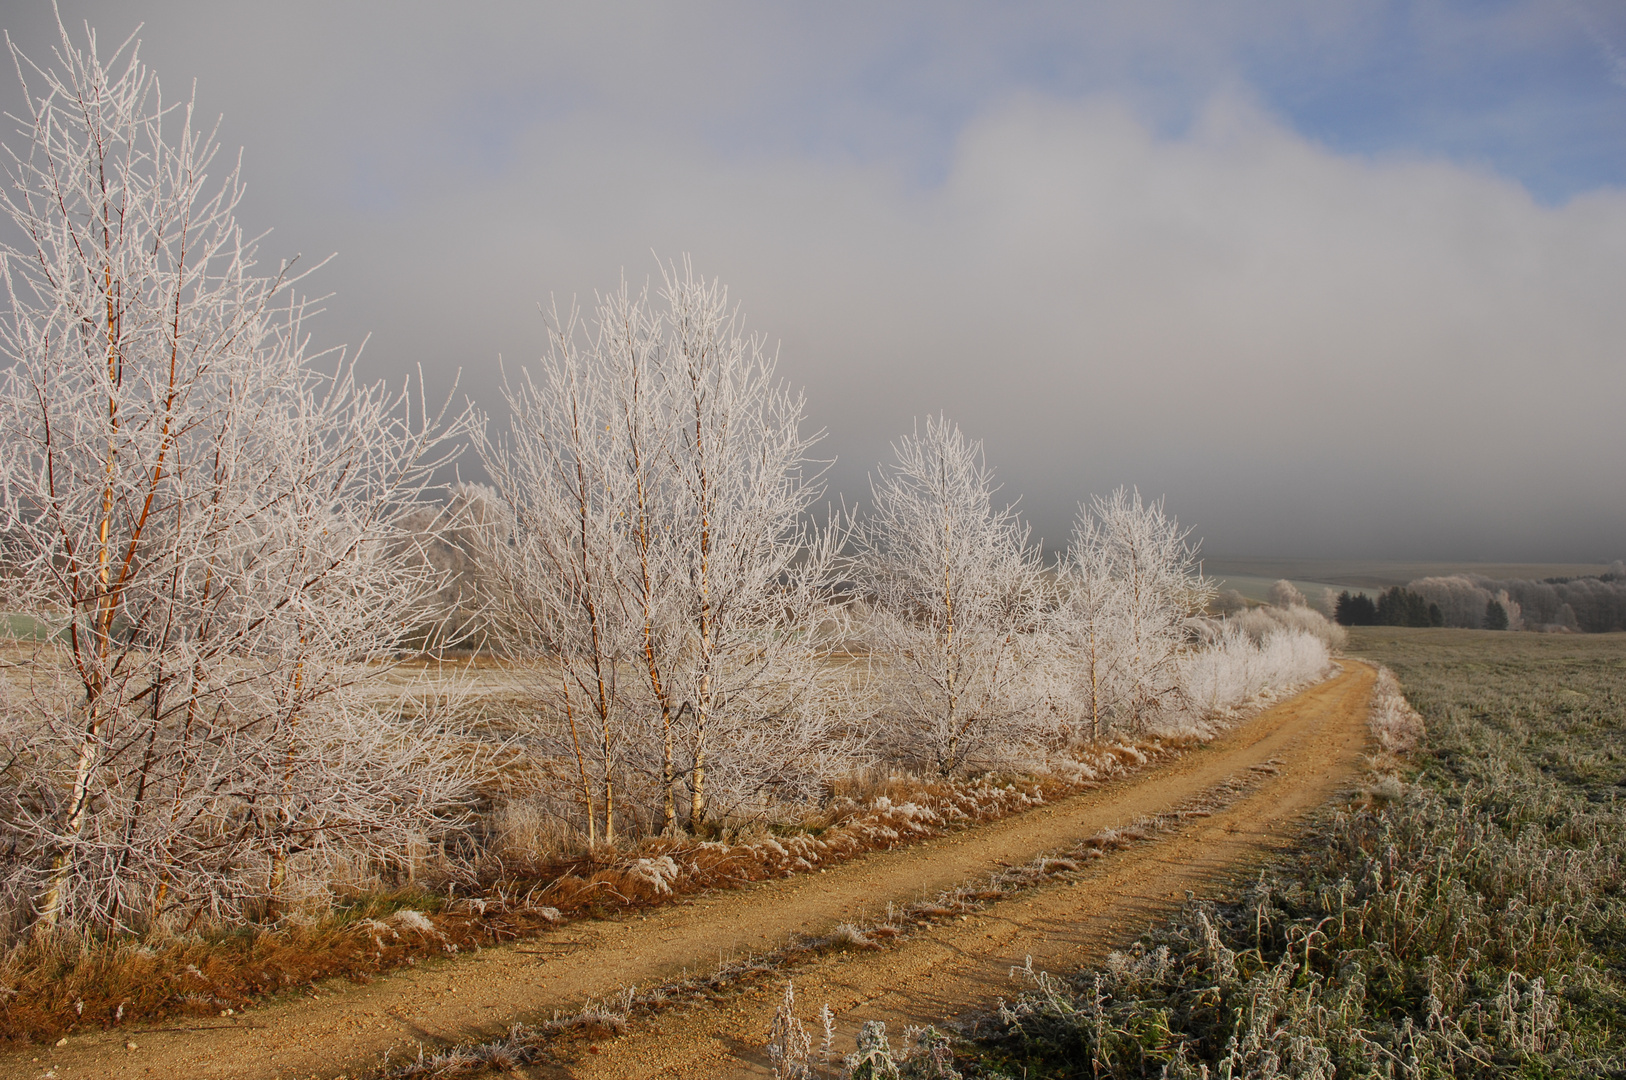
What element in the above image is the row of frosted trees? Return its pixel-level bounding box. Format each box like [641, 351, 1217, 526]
[468, 275, 1218, 847]
[0, 22, 1322, 936]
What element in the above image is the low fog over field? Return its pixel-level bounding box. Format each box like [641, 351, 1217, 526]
[3, 2, 1624, 560]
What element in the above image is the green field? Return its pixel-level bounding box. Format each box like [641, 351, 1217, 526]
[961, 627, 1626, 1077]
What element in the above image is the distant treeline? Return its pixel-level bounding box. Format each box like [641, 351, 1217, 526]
[1334, 587, 1444, 628]
[1334, 562, 1626, 633]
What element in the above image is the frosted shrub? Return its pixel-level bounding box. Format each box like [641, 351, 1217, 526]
[847, 1021, 899, 1079]
[1267, 578, 1306, 608]
[1228, 603, 1347, 650]
[1177, 627, 1332, 724]
[1256, 627, 1335, 687]
[1368, 665, 1423, 755]
[1178, 627, 1260, 719]
[767, 982, 814, 1080]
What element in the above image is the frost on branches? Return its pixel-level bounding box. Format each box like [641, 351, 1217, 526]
[0, 15, 1349, 934]
[1071, 488, 1214, 731]
[479, 264, 854, 841]
[0, 22, 476, 934]
[854, 416, 1050, 775]
[852, 429, 1334, 771]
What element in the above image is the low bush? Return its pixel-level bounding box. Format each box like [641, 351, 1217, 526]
[1175, 624, 1333, 728]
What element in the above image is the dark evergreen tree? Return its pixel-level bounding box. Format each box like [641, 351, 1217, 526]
[1335, 590, 1378, 626]
[1376, 586, 1435, 628]
[1485, 598, 1509, 630]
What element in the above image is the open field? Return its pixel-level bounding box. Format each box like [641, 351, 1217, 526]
[0, 665, 1374, 1079]
[956, 628, 1626, 1078]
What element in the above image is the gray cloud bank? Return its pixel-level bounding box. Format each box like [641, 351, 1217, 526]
[3, 2, 1624, 560]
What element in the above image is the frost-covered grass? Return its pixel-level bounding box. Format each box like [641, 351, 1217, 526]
[956, 629, 1626, 1078]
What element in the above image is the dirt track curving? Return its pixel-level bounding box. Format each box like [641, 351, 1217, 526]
[3, 662, 1375, 1080]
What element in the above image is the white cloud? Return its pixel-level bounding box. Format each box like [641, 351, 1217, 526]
[271, 85, 1626, 558]
[5, 3, 1625, 558]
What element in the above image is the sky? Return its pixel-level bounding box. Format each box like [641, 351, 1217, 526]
[3, 1, 1625, 561]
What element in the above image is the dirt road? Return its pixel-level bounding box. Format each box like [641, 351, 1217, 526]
[5, 662, 1375, 1080]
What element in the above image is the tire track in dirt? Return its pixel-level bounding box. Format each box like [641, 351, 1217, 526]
[3, 663, 1374, 1080]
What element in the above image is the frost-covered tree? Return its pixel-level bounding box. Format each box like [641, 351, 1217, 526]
[1077, 488, 1212, 729]
[1268, 579, 1306, 608]
[481, 266, 849, 837]
[1318, 587, 1341, 619]
[660, 263, 848, 827]
[480, 304, 637, 846]
[0, 21, 476, 933]
[1057, 509, 1126, 743]
[855, 416, 1051, 774]
[597, 282, 684, 834]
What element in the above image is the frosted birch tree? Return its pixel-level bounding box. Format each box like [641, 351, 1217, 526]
[0, 21, 477, 934]
[1058, 509, 1125, 743]
[658, 261, 847, 828]
[480, 305, 636, 846]
[481, 265, 849, 837]
[854, 416, 1050, 774]
[1079, 488, 1212, 729]
[598, 283, 685, 834]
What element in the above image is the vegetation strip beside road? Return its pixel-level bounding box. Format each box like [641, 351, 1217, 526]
[0, 702, 1206, 1047]
[0, 665, 1372, 1080]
